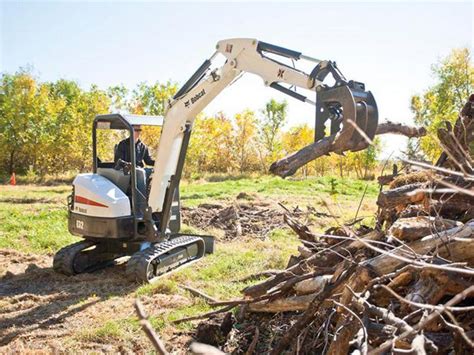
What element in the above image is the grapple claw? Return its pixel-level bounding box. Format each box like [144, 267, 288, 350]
[312, 61, 378, 153]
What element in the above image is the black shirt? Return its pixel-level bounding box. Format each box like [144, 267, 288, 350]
[115, 138, 155, 167]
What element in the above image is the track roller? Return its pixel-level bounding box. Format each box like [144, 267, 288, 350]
[126, 235, 206, 283]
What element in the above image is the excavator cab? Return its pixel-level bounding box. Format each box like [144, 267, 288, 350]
[54, 114, 214, 283]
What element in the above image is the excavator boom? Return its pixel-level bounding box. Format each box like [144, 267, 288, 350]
[149, 38, 378, 217]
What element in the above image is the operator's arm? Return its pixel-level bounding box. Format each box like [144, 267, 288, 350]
[143, 146, 155, 166]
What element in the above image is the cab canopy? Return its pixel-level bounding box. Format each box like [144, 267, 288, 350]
[94, 114, 164, 130]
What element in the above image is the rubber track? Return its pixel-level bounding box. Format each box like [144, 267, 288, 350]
[126, 235, 204, 283]
[53, 240, 95, 276]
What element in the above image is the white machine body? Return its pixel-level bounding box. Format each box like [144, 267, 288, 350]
[72, 174, 131, 218]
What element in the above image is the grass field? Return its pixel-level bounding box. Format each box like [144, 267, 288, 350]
[0, 176, 378, 352]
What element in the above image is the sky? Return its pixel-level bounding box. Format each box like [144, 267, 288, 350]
[1, 0, 473, 158]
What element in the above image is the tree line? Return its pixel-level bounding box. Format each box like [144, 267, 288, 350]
[0, 48, 471, 179]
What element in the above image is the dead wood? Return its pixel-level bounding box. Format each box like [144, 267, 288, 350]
[365, 222, 474, 276]
[135, 299, 169, 355]
[242, 231, 381, 298]
[173, 304, 235, 324]
[248, 294, 315, 313]
[297, 245, 313, 259]
[180, 284, 219, 303]
[371, 285, 474, 355]
[436, 94, 474, 168]
[388, 216, 460, 242]
[327, 268, 371, 355]
[189, 342, 225, 355]
[244, 327, 259, 355]
[194, 312, 234, 347]
[294, 274, 332, 295]
[270, 264, 357, 355]
[376, 182, 426, 209]
[378, 173, 398, 186]
[375, 121, 427, 138]
[270, 122, 426, 178]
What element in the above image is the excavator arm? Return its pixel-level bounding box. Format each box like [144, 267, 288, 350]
[148, 38, 378, 221]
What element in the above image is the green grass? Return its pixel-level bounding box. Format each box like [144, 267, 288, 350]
[181, 175, 378, 207]
[0, 201, 79, 253]
[78, 318, 141, 343]
[74, 228, 299, 343]
[0, 176, 377, 254]
[135, 227, 298, 299]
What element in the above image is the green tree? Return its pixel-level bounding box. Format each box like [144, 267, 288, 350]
[131, 81, 178, 152]
[259, 99, 287, 164]
[411, 48, 474, 161]
[345, 137, 382, 179]
[131, 81, 177, 115]
[186, 112, 235, 175]
[403, 138, 425, 162]
[0, 70, 111, 176]
[107, 85, 129, 112]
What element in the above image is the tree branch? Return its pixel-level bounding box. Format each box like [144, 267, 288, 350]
[270, 122, 426, 178]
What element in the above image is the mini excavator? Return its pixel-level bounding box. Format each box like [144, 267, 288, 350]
[53, 38, 378, 283]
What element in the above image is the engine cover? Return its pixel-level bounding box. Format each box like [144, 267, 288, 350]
[72, 173, 131, 218]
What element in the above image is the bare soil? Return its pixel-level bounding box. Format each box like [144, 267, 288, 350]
[1, 249, 134, 352]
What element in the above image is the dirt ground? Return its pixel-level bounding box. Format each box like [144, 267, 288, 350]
[1, 250, 136, 352]
[0, 247, 208, 353]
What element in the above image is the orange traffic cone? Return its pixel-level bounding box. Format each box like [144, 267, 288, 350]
[9, 172, 16, 186]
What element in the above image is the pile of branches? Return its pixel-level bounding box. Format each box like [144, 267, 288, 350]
[182, 198, 284, 240]
[228, 95, 474, 354]
[172, 96, 474, 354]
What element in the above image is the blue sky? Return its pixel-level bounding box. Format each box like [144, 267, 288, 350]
[1, 1, 472, 157]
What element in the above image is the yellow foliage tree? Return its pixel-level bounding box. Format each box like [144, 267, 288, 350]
[186, 112, 235, 175]
[234, 109, 259, 173]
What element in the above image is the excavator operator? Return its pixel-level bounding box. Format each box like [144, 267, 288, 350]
[115, 125, 155, 167]
[114, 125, 154, 196]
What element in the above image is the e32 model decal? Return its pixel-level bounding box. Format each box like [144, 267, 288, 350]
[76, 219, 85, 230]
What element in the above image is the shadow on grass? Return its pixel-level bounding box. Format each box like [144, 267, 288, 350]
[0, 197, 57, 204]
[0, 262, 136, 346]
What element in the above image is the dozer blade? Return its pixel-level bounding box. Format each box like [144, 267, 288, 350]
[126, 235, 213, 283]
[313, 62, 378, 154]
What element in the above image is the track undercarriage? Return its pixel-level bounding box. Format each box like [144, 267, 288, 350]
[53, 235, 212, 283]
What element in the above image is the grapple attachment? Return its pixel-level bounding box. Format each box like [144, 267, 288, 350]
[312, 61, 378, 153]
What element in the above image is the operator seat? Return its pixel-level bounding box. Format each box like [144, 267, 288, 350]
[97, 167, 131, 193]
